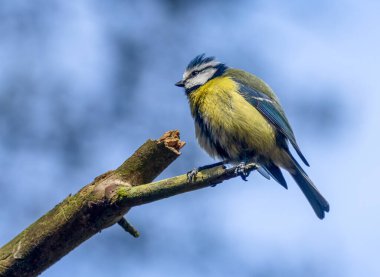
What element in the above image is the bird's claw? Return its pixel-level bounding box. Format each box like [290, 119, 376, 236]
[187, 168, 198, 182]
[234, 162, 250, 181]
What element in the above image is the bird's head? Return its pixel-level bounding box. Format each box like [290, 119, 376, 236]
[175, 54, 227, 93]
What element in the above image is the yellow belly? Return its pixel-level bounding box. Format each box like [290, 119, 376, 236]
[189, 76, 277, 162]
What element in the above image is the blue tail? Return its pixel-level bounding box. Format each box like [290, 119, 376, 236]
[288, 153, 330, 219]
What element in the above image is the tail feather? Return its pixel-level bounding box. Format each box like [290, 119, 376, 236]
[291, 168, 329, 219]
[263, 162, 288, 189]
[287, 153, 329, 219]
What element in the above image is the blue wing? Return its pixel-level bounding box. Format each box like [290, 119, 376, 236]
[237, 82, 310, 166]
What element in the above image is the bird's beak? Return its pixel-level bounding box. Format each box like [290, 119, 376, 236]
[175, 80, 185, 87]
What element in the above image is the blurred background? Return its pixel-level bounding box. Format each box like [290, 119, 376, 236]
[0, 0, 379, 276]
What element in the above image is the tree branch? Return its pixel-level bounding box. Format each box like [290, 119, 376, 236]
[0, 130, 184, 277]
[0, 130, 257, 277]
[111, 162, 257, 207]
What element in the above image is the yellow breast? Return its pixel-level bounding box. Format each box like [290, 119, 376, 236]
[188, 76, 277, 161]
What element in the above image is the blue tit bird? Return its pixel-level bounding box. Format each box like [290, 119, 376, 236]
[175, 54, 329, 219]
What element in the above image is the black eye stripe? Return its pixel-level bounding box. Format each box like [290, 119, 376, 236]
[186, 66, 214, 80]
[197, 65, 213, 72]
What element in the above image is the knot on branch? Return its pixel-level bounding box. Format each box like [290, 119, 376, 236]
[158, 130, 186, 154]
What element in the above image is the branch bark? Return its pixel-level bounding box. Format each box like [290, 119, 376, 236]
[0, 130, 257, 276]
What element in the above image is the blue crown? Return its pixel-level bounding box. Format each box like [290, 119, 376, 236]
[186, 54, 216, 70]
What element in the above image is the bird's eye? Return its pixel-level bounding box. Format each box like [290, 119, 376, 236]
[191, 70, 199, 77]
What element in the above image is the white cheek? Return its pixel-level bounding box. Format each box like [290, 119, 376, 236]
[184, 79, 195, 90]
[185, 69, 217, 89]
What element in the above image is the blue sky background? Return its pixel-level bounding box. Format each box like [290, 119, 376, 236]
[1, 0, 379, 276]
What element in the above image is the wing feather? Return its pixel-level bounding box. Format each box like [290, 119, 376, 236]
[235, 80, 310, 166]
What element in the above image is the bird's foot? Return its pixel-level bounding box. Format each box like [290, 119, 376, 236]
[187, 168, 199, 182]
[234, 162, 250, 181]
[187, 161, 227, 183]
